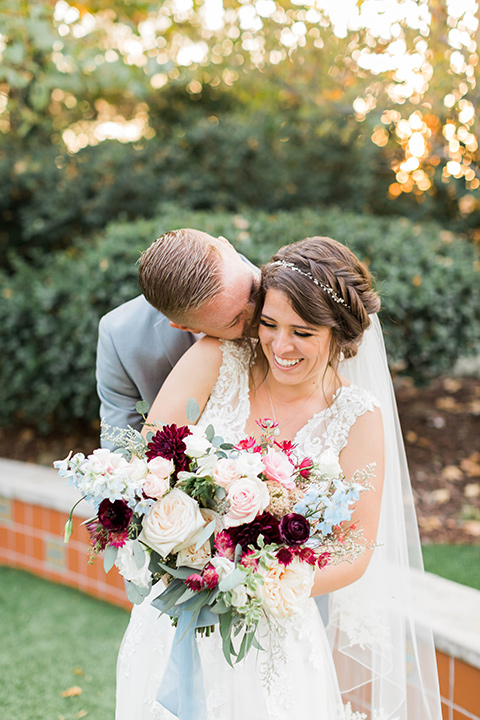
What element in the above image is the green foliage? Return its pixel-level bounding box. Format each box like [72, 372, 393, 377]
[422, 545, 480, 591]
[1, 206, 479, 433]
[0, 566, 128, 719]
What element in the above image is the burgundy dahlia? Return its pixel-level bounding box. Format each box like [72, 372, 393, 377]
[98, 499, 133, 533]
[146, 423, 192, 481]
[229, 512, 281, 552]
[279, 513, 310, 546]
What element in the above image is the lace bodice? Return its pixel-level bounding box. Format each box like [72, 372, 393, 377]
[199, 340, 380, 457]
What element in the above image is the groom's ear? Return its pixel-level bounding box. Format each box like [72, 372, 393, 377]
[169, 320, 199, 334]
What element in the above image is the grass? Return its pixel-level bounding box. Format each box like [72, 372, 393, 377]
[0, 566, 129, 720]
[422, 544, 480, 591]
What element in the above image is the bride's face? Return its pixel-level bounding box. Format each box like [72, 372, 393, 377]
[259, 288, 332, 388]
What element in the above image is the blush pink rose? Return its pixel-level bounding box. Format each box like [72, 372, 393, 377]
[147, 456, 175, 480]
[225, 477, 270, 528]
[262, 448, 296, 489]
[214, 458, 242, 488]
[143, 473, 169, 499]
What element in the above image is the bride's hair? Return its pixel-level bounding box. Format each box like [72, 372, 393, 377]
[256, 236, 380, 366]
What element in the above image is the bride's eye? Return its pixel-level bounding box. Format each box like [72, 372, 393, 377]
[294, 330, 313, 338]
[259, 319, 275, 328]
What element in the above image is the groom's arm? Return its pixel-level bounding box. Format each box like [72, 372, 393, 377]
[96, 315, 144, 445]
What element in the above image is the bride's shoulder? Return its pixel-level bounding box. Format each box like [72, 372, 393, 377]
[336, 382, 381, 413]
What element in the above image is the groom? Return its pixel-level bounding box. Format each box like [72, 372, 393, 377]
[96, 228, 259, 440]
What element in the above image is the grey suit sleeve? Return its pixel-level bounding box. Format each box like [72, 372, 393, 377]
[96, 316, 143, 446]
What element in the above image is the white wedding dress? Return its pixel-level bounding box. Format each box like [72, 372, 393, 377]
[115, 340, 380, 720]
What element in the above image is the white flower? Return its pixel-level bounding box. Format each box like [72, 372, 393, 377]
[317, 448, 342, 477]
[176, 541, 211, 570]
[256, 557, 314, 618]
[184, 427, 212, 458]
[210, 555, 235, 581]
[143, 473, 170, 500]
[139, 488, 206, 558]
[229, 584, 249, 609]
[147, 456, 175, 480]
[115, 542, 151, 589]
[235, 452, 265, 479]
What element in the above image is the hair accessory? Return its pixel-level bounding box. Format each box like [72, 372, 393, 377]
[270, 260, 351, 310]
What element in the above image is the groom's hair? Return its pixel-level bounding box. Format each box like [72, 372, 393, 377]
[138, 229, 223, 321]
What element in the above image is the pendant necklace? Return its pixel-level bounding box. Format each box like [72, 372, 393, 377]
[265, 375, 319, 436]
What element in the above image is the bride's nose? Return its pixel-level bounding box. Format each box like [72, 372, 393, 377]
[272, 330, 294, 355]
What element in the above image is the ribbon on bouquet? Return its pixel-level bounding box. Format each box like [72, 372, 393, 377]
[152, 587, 219, 720]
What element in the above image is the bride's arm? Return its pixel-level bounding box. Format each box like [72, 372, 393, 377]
[141, 337, 224, 437]
[311, 405, 385, 596]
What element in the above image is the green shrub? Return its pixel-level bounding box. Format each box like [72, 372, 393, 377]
[1, 206, 479, 433]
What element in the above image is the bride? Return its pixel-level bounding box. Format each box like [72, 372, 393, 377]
[115, 236, 442, 720]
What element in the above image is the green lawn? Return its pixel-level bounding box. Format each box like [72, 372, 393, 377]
[0, 566, 129, 720]
[422, 544, 480, 590]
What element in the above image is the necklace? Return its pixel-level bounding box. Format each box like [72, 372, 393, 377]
[265, 375, 319, 436]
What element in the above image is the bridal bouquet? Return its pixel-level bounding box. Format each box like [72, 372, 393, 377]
[55, 399, 373, 665]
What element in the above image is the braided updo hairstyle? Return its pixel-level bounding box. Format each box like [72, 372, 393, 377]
[257, 236, 380, 367]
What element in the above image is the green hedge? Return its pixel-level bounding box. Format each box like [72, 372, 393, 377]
[1, 206, 479, 433]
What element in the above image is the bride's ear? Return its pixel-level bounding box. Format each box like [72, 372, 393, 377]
[169, 320, 199, 334]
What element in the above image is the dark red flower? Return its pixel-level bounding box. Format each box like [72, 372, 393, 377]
[298, 457, 314, 479]
[317, 551, 330, 569]
[279, 513, 310, 546]
[98, 499, 133, 533]
[202, 565, 219, 590]
[295, 547, 317, 565]
[86, 520, 109, 552]
[185, 574, 205, 592]
[214, 530, 235, 559]
[146, 424, 192, 481]
[228, 512, 281, 552]
[276, 547, 294, 566]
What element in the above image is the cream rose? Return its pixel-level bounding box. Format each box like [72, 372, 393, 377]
[143, 473, 170, 500]
[224, 477, 270, 527]
[176, 508, 222, 570]
[256, 557, 314, 618]
[262, 448, 296, 489]
[317, 449, 342, 477]
[147, 456, 175, 480]
[214, 458, 242, 488]
[139, 488, 206, 558]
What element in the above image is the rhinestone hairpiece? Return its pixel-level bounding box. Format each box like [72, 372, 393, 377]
[271, 260, 351, 310]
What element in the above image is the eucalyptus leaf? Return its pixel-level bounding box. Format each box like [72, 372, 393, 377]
[204, 424, 215, 442]
[125, 580, 151, 605]
[194, 520, 216, 552]
[234, 543, 243, 565]
[186, 397, 200, 423]
[131, 540, 146, 569]
[135, 400, 150, 415]
[218, 567, 245, 592]
[156, 562, 198, 580]
[103, 544, 118, 574]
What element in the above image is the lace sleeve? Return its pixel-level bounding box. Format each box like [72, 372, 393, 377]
[294, 384, 381, 460]
[197, 340, 252, 443]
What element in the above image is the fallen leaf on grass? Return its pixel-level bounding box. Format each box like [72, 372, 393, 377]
[61, 686, 82, 698]
[442, 465, 464, 482]
[73, 668, 85, 676]
[75, 711, 88, 719]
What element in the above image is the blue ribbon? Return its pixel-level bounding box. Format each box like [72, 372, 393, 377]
[153, 591, 218, 720]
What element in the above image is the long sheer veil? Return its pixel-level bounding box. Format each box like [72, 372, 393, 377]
[331, 314, 442, 719]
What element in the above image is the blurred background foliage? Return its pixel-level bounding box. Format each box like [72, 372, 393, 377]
[0, 0, 479, 433]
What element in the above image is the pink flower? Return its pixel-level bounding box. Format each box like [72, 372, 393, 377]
[295, 547, 317, 565]
[214, 530, 235, 560]
[240, 550, 259, 569]
[298, 457, 313, 479]
[262, 448, 296, 489]
[185, 574, 205, 592]
[214, 458, 241, 489]
[235, 437, 261, 452]
[143, 473, 169, 499]
[147, 456, 175, 480]
[202, 565, 219, 590]
[225, 477, 270, 527]
[275, 440, 296, 457]
[317, 552, 330, 569]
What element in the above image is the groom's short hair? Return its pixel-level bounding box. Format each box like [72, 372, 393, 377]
[138, 229, 223, 322]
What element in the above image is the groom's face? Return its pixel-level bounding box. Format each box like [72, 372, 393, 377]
[171, 243, 259, 339]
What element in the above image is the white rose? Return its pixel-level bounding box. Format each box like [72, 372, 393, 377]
[143, 473, 170, 499]
[214, 458, 242, 488]
[139, 488, 206, 558]
[184, 429, 212, 458]
[225, 477, 270, 527]
[210, 555, 235, 581]
[256, 558, 314, 618]
[230, 584, 249, 609]
[235, 452, 265, 479]
[147, 456, 175, 480]
[316, 449, 342, 478]
[121, 456, 149, 483]
[176, 541, 211, 570]
[115, 541, 151, 589]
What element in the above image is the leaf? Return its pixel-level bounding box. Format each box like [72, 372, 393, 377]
[125, 580, 150, 605]
[103, 545, 118, 574]
[194, 520, 216, 551]
[204, 424, 215, 442]
[234, 543, 243, 565]
[135, 400, 150, 416]
[156, 562, 197, 580]
[131, 539, 146, 569]
[220, 443, 234, 450]
[218, 568, 244, 592]
[61, 686, 82, 698]
[210, 598, 230, 614]
[186, 397, 200, 423]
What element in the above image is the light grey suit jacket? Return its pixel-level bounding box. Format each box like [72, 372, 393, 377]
[96, 294, 197, 440]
